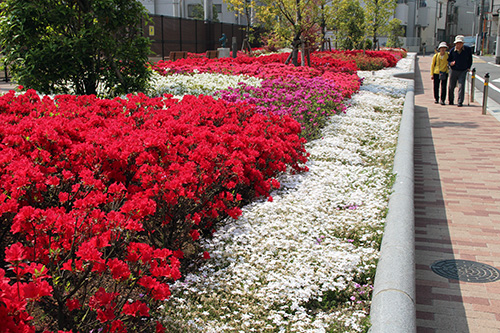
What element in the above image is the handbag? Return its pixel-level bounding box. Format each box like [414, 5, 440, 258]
[437, 54, 448, 80]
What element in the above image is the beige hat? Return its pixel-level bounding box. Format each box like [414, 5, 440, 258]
[454, 35, 465, 44]
[438, 42, 448, 49]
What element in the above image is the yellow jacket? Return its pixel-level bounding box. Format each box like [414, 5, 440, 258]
[431, 52, 449, 76]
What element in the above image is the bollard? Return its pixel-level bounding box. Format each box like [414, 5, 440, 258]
[482, 72, 489, 115]
[470, 68, 475, 103]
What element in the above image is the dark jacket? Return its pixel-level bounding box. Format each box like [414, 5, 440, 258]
[448, 45, 473, 71]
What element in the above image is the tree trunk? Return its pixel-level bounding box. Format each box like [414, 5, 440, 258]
[300, 40, 305, 66]
[292, 46, 299, 66]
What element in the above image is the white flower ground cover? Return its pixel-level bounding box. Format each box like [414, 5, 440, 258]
[147, 71, 263, 98]
[159, 57, 412, 332]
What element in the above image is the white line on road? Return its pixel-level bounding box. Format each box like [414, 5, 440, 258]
[487, 61, 500, 68]
[474, 74, 500, 95]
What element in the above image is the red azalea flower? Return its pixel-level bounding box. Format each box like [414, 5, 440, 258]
[66, 298, 81, 311]
[20, 281, 50, 302]
[96, 307, 115, 323]
[5, 242, 26, 264]
[75, 241, 102, 261]
[122, 300, 150, 317]
[189, 229, 200, 241]
[107, 258, 131, 281]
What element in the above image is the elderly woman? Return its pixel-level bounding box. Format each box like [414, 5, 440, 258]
[431, 42, 449, 105]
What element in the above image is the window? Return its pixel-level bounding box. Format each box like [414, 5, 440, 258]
[187, 4, 196, 18]
[187, 4, 204, 18]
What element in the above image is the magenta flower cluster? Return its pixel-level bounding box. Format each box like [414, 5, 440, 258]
[218, 75, 347, 140]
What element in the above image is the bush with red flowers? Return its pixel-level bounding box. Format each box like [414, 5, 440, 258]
[0, 90, 307, 332]
[154, 49, 402, 77]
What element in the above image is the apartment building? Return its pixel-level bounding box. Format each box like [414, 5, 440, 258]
[138, 0, 249, 25]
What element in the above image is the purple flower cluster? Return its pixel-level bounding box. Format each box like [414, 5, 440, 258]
[217, 76, 347, 140]
[349, 282, 373, 306]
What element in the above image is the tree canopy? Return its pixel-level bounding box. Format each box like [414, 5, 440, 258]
[386, 18, 404, 48]
[333, 0, 365, 50]
[0, 0, 151, 96]
[364, 0, 397, 49]
[256, 0, 324, 64]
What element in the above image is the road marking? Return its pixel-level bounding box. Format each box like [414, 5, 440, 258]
[487, 61, 500, 68]
[475, 74, 500, 94]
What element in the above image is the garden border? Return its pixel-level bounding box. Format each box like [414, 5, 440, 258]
[369, 53, 416, 333]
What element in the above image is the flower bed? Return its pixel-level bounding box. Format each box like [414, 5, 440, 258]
[0, 90, 307, 332]
[217, 75, 350, 140]
[149, 50, 375, 141]
[158, 57, 412, 333]
[152, 50, 395, 77]
[147, 71, 263, 98]
[0, 49, 407, 332]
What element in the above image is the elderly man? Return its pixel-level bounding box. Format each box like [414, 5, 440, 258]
[448, 35, 473, 107]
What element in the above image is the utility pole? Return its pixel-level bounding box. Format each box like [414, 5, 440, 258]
[496, 9, 500, 63]
[478, 0, 486, 55]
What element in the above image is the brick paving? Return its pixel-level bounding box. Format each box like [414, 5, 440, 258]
[415, 55, 500, 332]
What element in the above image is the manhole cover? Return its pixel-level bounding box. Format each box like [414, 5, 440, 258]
[431, 259, 500, 283]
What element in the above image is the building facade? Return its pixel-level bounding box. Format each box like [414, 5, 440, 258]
[395, 0, 499, 54]
[138, 0, 249, 25]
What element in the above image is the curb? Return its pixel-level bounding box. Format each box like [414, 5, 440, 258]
[369, 54, 416, 333]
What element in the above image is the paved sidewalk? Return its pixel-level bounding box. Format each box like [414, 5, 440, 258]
[415, 55, 500, 332]
[0, 79, 17, 93]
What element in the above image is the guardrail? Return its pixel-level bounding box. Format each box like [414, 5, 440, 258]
[369, 54, 416, 333]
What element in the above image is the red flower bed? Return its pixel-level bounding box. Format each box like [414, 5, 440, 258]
[155, 49, 402, 79]
[0, 90, 307, 331]
[152, 51, 358, 79]
[314, 50, 399, 70]
[321, 72, 362, 99]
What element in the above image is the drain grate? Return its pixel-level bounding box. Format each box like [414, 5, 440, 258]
[431, 259, 500, 283]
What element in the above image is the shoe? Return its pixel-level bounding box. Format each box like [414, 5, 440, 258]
[440, 101, 445, 105]
[458, 103, 463, 107]
[435, 100, 439, 104]
[449, 102, 454, 105]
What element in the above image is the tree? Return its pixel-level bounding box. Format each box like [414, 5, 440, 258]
[257, 0, 323, 65]
[386, 18, 403, 48]
[334, 0, 365, 50]
[364, 0, 397, 50]
[223, 0, 255, 38]
[0, 0, 151, 97]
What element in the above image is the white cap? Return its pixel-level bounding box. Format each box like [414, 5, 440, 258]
[454, 35, 465, 44]
[438, 42, 448, 49]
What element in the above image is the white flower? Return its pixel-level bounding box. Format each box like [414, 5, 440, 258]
[147, 71, 262, 98]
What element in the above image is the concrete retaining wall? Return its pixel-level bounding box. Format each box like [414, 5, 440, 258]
[369, 54, 416, 333]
